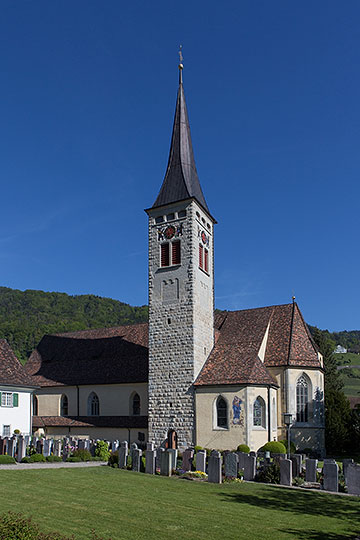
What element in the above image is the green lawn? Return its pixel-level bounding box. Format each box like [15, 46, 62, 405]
[0, 467, 359, 539]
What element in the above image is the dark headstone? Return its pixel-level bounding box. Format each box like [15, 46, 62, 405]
[323, 462, 338, 492]
[347, 463, 360, 495]
[280, 458, 292, 486]
[225, 452, 238, 478]
[305, 458, 318, 482]
[182, 448, 194, 471]
[208, 451, 222, 483]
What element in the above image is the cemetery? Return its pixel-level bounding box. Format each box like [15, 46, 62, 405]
[0, 434, 359, 497]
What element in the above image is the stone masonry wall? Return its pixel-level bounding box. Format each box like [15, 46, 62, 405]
[148, 199, 214, 449]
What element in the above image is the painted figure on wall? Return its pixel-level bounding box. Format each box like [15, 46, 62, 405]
[232, 396, 243, 425]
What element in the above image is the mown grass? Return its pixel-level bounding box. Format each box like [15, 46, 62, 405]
[0, 467, 359, 540]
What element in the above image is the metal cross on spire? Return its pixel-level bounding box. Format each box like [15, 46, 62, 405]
[178, 45, 183, 65]
[178, 45, 184, 83]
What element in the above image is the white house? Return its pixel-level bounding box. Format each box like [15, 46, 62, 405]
[0, 340, 37, 437]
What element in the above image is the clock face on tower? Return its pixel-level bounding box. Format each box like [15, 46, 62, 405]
[164, 225, 176, 239]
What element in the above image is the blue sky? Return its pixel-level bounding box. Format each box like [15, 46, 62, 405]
[0, 1, 359, 331]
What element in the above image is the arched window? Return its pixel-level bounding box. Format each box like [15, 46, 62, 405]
[60, 394, 68, 416]
[253, 397, 266, 428]
[33, 395, 38, 416]
[296, 375, 309, 422]
[88, 392, 99, 416]
[216, 396, 228, 428]
[132, 393, 140, 416]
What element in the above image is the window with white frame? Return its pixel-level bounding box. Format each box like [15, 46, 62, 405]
[253, 397, 266, 428]
[1, 392, 13, 407]
[2, 425, 11, 437]
[88, 392, 99, 416]
[296, 375, 309, 422]
[216, 396, 228, 428]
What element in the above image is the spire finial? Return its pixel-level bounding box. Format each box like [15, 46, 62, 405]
[178, 45, 183, 83]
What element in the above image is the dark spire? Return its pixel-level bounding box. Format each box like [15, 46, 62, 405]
[152, 56, 210, 214]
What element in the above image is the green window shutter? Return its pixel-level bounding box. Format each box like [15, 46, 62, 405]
[0, 392, 2, 406]
[13, 393, 19, 407]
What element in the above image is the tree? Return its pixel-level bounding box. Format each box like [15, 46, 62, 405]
[312, 327, 351, 454]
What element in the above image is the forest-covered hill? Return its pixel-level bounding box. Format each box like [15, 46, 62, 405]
[0, 287, 148, 364]
[0, 286, 359, 364]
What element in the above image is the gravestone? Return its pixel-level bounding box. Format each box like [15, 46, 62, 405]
[225, 452, 238, 478]
[43, 439, 51, 457]
[290, 454, 302, 477]
[17, 436, 26, 462]
[146, 442, 154, 451]
[280, 458, 292, 486]
[244, 455, 257, 481]
[132, 448, 142, 472]
[36, 440, 43, 455]
[342, 459, 354, 482]
[24, 435, 30, 447]
[53, 440, 62, 457]
[168, 448, 177, 471]
[208, 451, 222, 483]
[196, 450, 206, 473]
[236, 452, 248, 471]
[145, 448, 156, 474]
[78, 439, 86, 450]
[156, 447, 165, 472]
[0, 438, 5, 455]
[7, 438, 15, 457]
[118, 441, 128, 469]
[323, 462, 338, 492]
[305, 458, 318, 482]
[111, 440, 119, 453]
[347, 463, 360, 496]
[89, 440, 96, 457]
[182, 448, 194, 471]
[160, 449, 172, 476]
[84, 439, 91, 452]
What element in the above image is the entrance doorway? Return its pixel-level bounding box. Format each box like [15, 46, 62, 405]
[167, 429, 178, 449]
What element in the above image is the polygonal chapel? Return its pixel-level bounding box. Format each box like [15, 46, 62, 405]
[26, 63, 325, 455]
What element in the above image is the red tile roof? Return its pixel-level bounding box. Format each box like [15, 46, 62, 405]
[0, 340, 37, 387]
[25, 303, 320, 389]
[32, 415, 148, 428]
[25, 323, 148, 387]
[195, 303, 321, 386]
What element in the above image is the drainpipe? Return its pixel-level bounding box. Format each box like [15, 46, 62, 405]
[128, 428, 131, 447]
[76, 385, 80, 416]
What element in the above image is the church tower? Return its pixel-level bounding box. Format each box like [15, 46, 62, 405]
[146, 60, 215, 449]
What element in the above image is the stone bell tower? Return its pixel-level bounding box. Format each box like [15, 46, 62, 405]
[146, 60, 216, 449]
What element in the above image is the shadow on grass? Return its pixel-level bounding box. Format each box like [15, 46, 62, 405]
[218, 486, 360, 528]
[279, 529, 359, 540]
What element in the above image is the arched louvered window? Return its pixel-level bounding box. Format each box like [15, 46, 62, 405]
[296, 375, 309, 422]
[60, 394, 68, 416]
[132, 393, 141, 416]
[88, 392, 99, 416]
[33, 395, 38, 416]
[253, 397, 266, 428]
[216, 396, 228, 428]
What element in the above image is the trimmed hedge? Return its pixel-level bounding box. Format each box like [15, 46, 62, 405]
[259, 441, 287, 454]
[237, 444, 250, 453]
[278, 439, 296, 454]
[0, 455, 16, 464]
[72, 449, 92, 462]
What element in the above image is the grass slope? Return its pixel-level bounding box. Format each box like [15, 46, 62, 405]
[336, 353, 360, 397]
[0, 467, 358, 540]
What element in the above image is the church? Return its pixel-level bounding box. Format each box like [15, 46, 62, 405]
[25, 61, 325, 455]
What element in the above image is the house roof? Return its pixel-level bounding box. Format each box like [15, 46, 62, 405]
[25, 303, 320, 389]
[0, 339, 37, 388]
[32, 415, 148, 429]
[25, 323, 148, 387]
[152, 67, 210, 215]
[195, 303, 321, 386]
